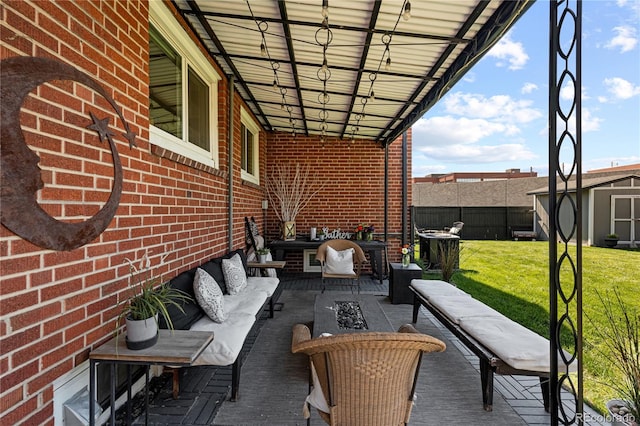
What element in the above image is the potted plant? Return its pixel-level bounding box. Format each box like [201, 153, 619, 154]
[265, 164, 325, 241]
[119, 252, 191, 350]
[256, 247, 270, 263]
[604, 233, 619, 248]
[317, 228, 326, 241]
[587, 289, 639, 426]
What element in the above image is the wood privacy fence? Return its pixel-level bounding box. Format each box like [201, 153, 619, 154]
[411, 206, 534, 240]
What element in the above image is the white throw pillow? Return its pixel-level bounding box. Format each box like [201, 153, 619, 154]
[193, 268, 227, 323]
[222, 253, 248, 294]
[324, 246, 355, 275]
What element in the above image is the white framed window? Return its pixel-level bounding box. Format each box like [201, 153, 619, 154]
[149, 2, 219, 168]
[240, 107, 260, 184]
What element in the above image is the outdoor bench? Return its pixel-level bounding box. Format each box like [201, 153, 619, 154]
[512, 230, 538, 240]
[159, 249, 282, 401]
[410, 279, 576, 411]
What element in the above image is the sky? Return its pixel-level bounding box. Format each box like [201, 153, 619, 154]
[412, 0, 640, 177]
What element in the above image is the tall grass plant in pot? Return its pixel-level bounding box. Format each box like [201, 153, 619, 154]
[588, 289, 639, 425]
[119, 251, 191, 350]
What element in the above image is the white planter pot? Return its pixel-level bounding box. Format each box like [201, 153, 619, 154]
[258, 254, 269, 263]
[607, 399, 638, 426]
[125, 314, 159, 350]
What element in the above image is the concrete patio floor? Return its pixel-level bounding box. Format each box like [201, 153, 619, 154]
[118, 273, 609, 426]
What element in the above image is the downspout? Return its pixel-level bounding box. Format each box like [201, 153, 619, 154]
[228, 75, 234, 252]
[384, 144, 388, 243]
[401, 131, 408, 247]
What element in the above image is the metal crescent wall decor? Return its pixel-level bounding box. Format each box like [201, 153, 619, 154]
[0, 56, 136, 251]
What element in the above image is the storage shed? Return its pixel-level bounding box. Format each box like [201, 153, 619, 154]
[529, 174, 640, 247]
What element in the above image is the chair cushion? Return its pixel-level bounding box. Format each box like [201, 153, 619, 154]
[246, 276, 280, 297]
[222, 253, 248, 294]
[159, 269, 205, 330]
[427, 295, 502, 325]
[324, 246, 354, 275]
[193, 268, 227, 323]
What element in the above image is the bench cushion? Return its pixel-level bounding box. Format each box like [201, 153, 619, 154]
[191, 313, 257, 365]
[246, 276, 280, 297]
[224, 290, 269, 317]
[459, 315, 577, 373]
[428, 295, 502, 325]
[410, 280, 471, 300]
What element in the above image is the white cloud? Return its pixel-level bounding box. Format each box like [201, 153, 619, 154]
[443, 92, 542, 123]
[416, 142, 536, 164]
[605, 25, 638, 53]
[413, 115, 515, 146]
[521, 83, 538, 94]
[487, 33, 529, 70]
[603, 77, 640, 100]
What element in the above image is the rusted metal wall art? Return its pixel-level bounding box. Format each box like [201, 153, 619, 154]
[0, 56, 136, 251]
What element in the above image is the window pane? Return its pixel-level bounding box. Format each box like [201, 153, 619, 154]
[188, 67, 210, 150]
[149, 27, 182, 138]
[241, 124, 254, 174]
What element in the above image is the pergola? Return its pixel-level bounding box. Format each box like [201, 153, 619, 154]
[167, 1, 584, 424]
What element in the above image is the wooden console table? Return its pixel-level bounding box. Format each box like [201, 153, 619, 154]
[89, 330, 213, 425]
[269, 238, 387, 284]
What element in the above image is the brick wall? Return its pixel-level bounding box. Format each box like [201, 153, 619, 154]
[265, 130, 412, 269]
[0, 1, 411, 424]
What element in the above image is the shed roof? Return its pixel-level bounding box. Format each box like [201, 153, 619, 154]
[527, 174, 640, 195]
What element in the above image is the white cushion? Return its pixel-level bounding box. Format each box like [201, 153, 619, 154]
[222, 253, 247, 294]
[191, 313, 256, 365]
[303, 363, 330, 418]
[410, 279, 471, 300]
[246, 276, 280, 297]
[223, 290, 269, 317]
[428, 295, 502, 325]
[459, 315, 577, 373]
[193, 268, 227, 323]
[324, 246, 354, 275]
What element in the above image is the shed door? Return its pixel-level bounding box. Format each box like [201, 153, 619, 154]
[611, 195, 640, 247]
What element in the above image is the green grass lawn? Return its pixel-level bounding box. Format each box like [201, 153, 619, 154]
[418, 240, 639, 415]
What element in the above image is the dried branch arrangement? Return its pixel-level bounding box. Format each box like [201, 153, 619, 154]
[265, 163, 325, 222]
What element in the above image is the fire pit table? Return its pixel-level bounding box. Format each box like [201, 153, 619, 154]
[312, 293, 394, 338]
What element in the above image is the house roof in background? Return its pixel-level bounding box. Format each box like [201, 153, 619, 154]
[172, 0, 534, 146]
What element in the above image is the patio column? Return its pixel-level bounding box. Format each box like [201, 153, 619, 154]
[548, 1, 583, 424]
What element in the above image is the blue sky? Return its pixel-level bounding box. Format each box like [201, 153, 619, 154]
[412, 0, 640, 177]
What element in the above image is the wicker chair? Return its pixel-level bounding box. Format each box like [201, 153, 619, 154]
[315, 239, 367, 293]
[291, 323, 446, 425]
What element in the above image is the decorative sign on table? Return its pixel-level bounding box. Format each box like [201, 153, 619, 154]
[310, 227, 353, 240]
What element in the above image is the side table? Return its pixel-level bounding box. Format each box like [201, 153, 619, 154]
[389, 262, 423, 304]
[89, 330, 213, 425]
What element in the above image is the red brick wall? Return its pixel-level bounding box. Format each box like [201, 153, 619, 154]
[265, 130, 412, 269]
[0, 1, 411, 423]
[0, 1, 264, 424]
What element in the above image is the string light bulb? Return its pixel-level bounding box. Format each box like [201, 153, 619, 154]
[403, 2, 411, 21]
[273, 78, 277, 89]
[321, 0, 329, 18]
[321, 57, 328, 73]
[385, 56, 391, 71]
[260, 42, 267, 57]
[369, 90, 375, 102]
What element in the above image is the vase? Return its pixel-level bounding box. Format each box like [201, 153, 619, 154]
[258, 254, 268, 263]
[125, 314, 159, 350]
[402, 254, 410, 267]
[283, 221, 296, 241]
[365, 232, 373, 241]
[356, 231, 362, 240]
